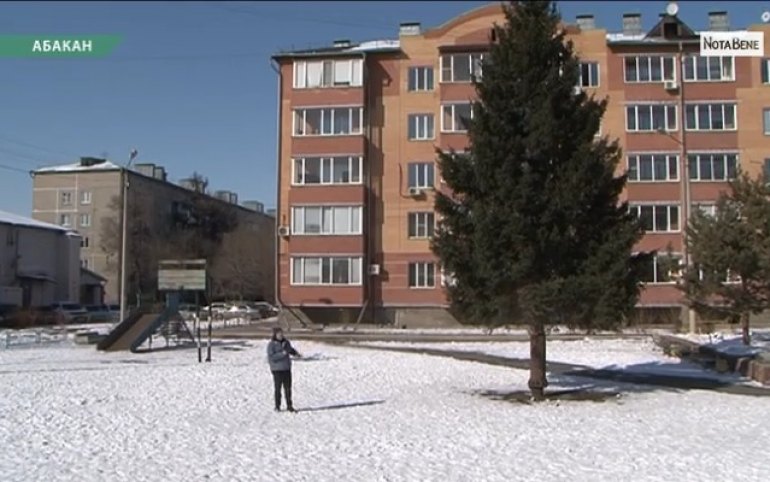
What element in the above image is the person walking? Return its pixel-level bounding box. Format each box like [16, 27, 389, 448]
[267, 327, 301, 412]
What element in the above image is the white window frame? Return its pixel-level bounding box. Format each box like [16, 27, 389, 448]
[440, 53, 485, 83]
[59, 214, 71, 227]
[627, 153, 680, 182]
[763, 109, 770, 136]
[629, 204, 680, 233]
[683, 56, 734, 82]
[640, 254, 683, 284]
[687, 153, 739, 182]
[625, 104, 678, 132]
[80, 191, 92, 205]
[762, 58, 770, 84]
[79, 213, 91, 228]
[407, 162, 435, 189]
[60, 191, 72, 206]
[684, 103, 737, 131]
[579, 62, 600, 87]
[408, 262, 436, 288]
[408, 66, 434, 92]
[292, 156, 362, 186]
[293, 59, 363, 89]
[694, 203, 717, 217]
[291, 205, 363, 236]
[441, 103, 474, 133]
[623, 55, 676, 83]
[408, 212, 435, 239]
[407, 114, 435, 141]
[290, 256, 363, 286]
[81, 236, 90, 248]
[440, 267, 457, 287]
[292, 107, 363, 137]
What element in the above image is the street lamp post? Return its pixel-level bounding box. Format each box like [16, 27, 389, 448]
[657, 41, 697, 334]
[119, 149, 138, 323]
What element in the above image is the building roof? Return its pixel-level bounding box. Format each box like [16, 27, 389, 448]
[34, 159, 122, 174]
[0, 209, 71, 232]
[273, 39, 400, 59]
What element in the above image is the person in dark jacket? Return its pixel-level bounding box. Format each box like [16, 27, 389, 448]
[267, 327, 301, 412]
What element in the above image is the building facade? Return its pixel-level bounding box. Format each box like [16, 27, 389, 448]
[32, 158, 275, 304]
[0, 210, 81, 308]
[274, 4, 770, 326]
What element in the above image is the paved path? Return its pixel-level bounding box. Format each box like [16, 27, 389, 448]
[339, 343, 770, 397]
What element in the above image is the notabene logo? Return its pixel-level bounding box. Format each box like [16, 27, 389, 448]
[700, 31, 764, 57]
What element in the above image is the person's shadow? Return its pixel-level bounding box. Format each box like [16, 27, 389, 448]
[296, 400, 385, 413]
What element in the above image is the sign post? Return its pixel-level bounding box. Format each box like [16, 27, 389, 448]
[157, 259, 208, 362]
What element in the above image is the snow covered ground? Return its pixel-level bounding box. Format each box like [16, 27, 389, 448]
[1, 339, 768, 481]
[673, 329, 770, 358]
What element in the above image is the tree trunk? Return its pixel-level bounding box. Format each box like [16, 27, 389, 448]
[741, 311, 751, 346]
[528, 321, 548, 401]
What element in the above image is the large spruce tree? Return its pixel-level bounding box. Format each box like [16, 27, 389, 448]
[432, 1, 648, 400]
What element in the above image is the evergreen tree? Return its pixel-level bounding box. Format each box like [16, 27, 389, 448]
[679, 171, 770, 345]
[432, 1, 649, 400]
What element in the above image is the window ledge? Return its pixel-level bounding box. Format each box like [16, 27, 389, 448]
[408, 286, 437, 290]
[293, 133, 364, 138]
[289, 283, 363, 287]
[290, 183, 364, 187]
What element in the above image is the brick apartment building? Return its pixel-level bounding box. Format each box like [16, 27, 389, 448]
[273, 3, 770, 326]
[31, 158, 275, 304]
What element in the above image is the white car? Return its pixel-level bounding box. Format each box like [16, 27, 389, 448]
[226, 304, 261, 320]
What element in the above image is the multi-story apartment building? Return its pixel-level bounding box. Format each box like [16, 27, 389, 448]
[273, 3, 770, 327]
[32, 157, 275, 303]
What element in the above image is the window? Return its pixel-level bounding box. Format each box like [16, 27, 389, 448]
[291, 257, 362, 285]
[684, 103, 737, 131]
[408, 66, 434, 91]
[81, 259, 90, 269]
[683, 56, 734, 82]
[639, 254, 682, 284]
[59, 214, 71, 227]
[624, 55, 675, 83]
[694, 203, 717, 217]
[293, 156, 362, 185]
[81, 236, 90, 248]
[764, 159, 770, 182]
[440, 268, 457, 287]
[80, 191, 92, 205]
[688, 153, 738, 181]
[764, 109, 770, 135]
[579, 62, 600, 87]
[408, 162, 435, 189]
[627, 154, 679, 182]
[441, 103, 473, 133]
[630, 204, 680, 232]
[408, 212, 435, 239]
[440, 53, 485, 82]
[408, 114, 434, 140]
[293, 59, 363, 89]
[293, 107, 363, 136]
[60, 192, 72, 206]
[79, 213, 91, 228]
[408, 262, 436, 288]
[626, 104, 677, 132]
[291, 205, 362, 235]
[762, 58, 770, 84]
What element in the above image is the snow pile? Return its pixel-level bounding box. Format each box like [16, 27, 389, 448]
[0, 341, 768, 481]
[676, 329, 770, 358]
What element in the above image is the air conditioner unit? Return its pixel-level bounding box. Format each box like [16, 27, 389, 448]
[664, 80, 679, 91]
[278, 226, 290, 237]
[368, 264, 381, 276]
[408, 187, 423, 197]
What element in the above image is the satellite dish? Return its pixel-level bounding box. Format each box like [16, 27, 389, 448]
[762, 11, 770, 23]
[666, 2, 679, 16]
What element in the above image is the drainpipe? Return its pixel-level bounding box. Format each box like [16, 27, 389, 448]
[357, 51, 372, 327]
[270, 57, 285, 314]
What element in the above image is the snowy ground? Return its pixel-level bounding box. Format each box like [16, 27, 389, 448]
[1, 339, 768, 482]
[673, 329, 770, 358]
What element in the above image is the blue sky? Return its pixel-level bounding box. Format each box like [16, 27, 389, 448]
[0, 1, 767, 216]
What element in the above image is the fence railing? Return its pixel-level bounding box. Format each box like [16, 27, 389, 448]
[1, 329, 70, 349]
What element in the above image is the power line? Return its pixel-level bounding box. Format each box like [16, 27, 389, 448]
[0, 162, 31, 175]
[0, 134, 77, 158]
[0, 146, 52, 167]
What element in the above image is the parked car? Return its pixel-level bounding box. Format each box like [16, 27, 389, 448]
[84, 304, 121, 323]
[50, 302, 88, 324]
[177, 303, 199, 320]
[202, 302, 229, 317]
[248, 302, 279, 319]
[225, 304, 261, 320]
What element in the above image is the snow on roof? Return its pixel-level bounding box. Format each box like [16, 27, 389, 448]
[606, 30, 704, 43]
[348, 39, 400, 52]
[276, 39, 400, 57]
[0, 209, 71, 232]
[34, 160, 122, 174]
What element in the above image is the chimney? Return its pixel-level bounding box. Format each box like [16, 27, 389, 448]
[708, 11, 729, 31]
[576, 14, 595, 31]
[622, 13, 643, 36]
[333, 39, 351, 48]
[399, 22, 421, 36]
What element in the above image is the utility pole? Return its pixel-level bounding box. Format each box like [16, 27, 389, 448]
[119, 148, 138, 323]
